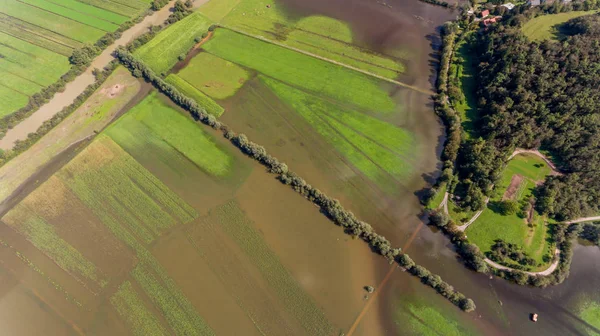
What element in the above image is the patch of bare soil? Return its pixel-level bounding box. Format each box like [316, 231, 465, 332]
[100, 84, 125, 98]
[503, 174, 524, 200]
[204, 81, 224, 89]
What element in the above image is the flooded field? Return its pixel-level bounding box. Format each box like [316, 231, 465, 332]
[0, 0, 598, 335]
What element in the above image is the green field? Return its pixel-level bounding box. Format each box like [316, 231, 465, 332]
[165, 74, 225, 116]
[0, 0, 150, 118]
[262, 77, 414, 192]
[176, 52, 249, 99]
[203, 29, 396, 112]
[201, 0, 405, 79]
[522, 10, 599, 41]
[466, 154, 554, 268]
[135, 12, 213, 74]
[105, 93, 232, 176]
[580, 300, 600, 335]
[111, 281, 168, 336]
[450, 36, 478, 137]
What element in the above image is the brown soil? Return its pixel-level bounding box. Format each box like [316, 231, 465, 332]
[503, 174, 524, 200]
[100, 84, 125, 98]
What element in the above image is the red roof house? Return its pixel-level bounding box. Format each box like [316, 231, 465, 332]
[480, 9, 490, 18]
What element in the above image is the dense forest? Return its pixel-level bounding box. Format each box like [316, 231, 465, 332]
[455, 13, 600, 220]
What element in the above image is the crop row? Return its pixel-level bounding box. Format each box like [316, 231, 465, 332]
[19, 0, 121, 31]
[78, 0, 147, 17]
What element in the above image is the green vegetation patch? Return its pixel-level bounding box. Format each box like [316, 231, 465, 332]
[165, 74, 224, 116]
[111, 281, 168, 336]
[395, 301, 476, 336]
[37, 0, 130, 24]
[197, 0, 240, 22]
[2, 207, 102, 285]
[0, 89, 29, 118]
[18, 0, 120, 31]
[58, 135, 198, 244]
[106, 93, 232, 176]
[263, 77, 414, 192]
[133, 263, 214, 336]
[466, 154, 554, 267]
[135, 12, 213, 74]
[522, 11, 599, 41]
[77, 0, 147, 17]
[0, 0, 106, 43]
[203, 29, 396, 112]
[450, 36, 478, 137]
[203, 200, 334, 335]
[176, 52, 249, 99]
[579, 300, 600, 335]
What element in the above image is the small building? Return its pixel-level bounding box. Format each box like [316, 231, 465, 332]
[528, 0, 541, 6]
[482, 16, 502, 27]
[501, 3, 515, 10]
[480, 9, 490, 18]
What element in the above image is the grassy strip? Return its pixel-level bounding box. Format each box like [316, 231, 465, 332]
[2, 206, 102, 286]
[0, 71, 43, 96]
[0, 0, 106, 43]
[40, 0, 130, 23]
[212, 201, 334, 335]
[135, 12, 213, 74]
[165, 74, 224, 117]
[0, 89, 29, 118]
[111, 281, 167, 336]
[19, 0, 121, 31]
[203, 28, 396, 112]
[176, 52, 248, 99]
[106, 92, 231, 176]
[115, 49, 477, 313]
[77, 0, 144, 17]
[132, 263, 214, 336]
[0, 21, 74, 56]
[0, 12, 83, 50]
[197, 0, 240, 22]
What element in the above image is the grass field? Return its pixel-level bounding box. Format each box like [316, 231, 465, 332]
[262, 76, 413, 192]
[105, 93, 232, 176]
[466, 154, 554, 268]
[203, 29, 396, 112]
[110, 281, 168, 336]
[580, 300, 600, 335]
[203, 0, 405, 79]
[165, 74, 224, 116]
[0, 0, 150, 117]
[135, 12, 213, 74]
[451, 37, 478, 137]
[176, 52, 249, 99]
[522, 10, 599, 41]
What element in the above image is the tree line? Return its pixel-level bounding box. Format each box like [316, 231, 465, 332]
[114, 46, 477, 313]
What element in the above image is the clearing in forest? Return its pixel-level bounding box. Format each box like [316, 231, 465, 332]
[466, 153, 554, 270]
[522, 10, 599, 41]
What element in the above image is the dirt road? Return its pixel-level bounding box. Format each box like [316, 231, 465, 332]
[0, 1, 182, 151]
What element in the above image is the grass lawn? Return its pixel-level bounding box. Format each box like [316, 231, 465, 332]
[165, 74, 225, 116]
[451, 36, 478, 138]
[522, 10, 599, 41]
[106, 92, 232, 177]
[466, 154, 554, 268]
[196, 0, 240, 22]
[214, 0, 405, 79]
[426, 183, 447, 210]
[135, 13, 213, 74]
[176, 52, 249, 99]
[203, 29, 396, 112]
[262, 76, 413, 193]
[580, 300, 600, 335]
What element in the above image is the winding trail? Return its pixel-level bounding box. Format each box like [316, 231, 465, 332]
[0, 0, 214, 151]
[484, 248, 561, 276]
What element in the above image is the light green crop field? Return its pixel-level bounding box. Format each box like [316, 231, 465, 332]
[466, 154, 554, 268]
[0, 0, 106, 43]
[165, 74, 225, 116]
[522, 10, 599, 41]
[176, 52, 249, 99]
[451, 37, 478, 138]
[105, 93, 232, 176]
[58, 136, 198, 244]
[203, 201, 334, 335]
[77, 0, 148, 18]
[203, 0, 405, 79]
[135, 12, 213, 74]
[2, 206, 103, 285]
[203, 29, 395, 112]
[111, 281, 168, 336]
[0, 90, 29, 118]
[262, 77, 413, 193]
[18, 0, 120, 31]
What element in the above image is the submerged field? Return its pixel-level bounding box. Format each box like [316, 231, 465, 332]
[0, 0, 150, 117]
[0, 89, 389, 335]
[197, 0, 406, 80]
[466, 154, 554, 269]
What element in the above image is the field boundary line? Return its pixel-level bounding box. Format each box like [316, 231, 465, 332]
[14, 0, 111, 33]
[34, 0, 127, 25]
[219, 25, 434, 95]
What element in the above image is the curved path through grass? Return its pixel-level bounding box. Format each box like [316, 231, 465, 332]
[484, 248, 561, 276]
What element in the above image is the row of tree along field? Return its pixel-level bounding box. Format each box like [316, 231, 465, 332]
[114, 45, 477, 312]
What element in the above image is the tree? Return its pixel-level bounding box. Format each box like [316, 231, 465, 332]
[69, 45, 98, 65]
[460, 298, 476, 312]
[498, 200, 519, 215]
